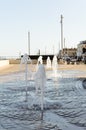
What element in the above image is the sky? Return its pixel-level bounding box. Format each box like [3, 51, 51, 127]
[0, 0, 86, 57]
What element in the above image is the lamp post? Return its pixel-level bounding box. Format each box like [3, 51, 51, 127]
[60, 14, 63, 57]
[28, 31, 30, 55]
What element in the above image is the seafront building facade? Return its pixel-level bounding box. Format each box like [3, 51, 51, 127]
[77, 40, 86, 59]
[58, 40, 86, 61]
[58, 48, 77, 59]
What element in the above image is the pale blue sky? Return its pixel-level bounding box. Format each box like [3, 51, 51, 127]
[0, 0, 86, 56]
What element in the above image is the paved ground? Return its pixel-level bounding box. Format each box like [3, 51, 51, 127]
[0, 64, 86, 75]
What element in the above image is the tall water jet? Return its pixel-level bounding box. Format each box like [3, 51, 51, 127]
[46, 56, 52, 69]
[36, 55, 43, 70]
[21, 53, 32, 101]
[38, 56, 43, 64]
[34, 63, 46, 119]
[52, 55, 58, 77]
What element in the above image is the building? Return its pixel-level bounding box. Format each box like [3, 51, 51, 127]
[77, 40, 86, 60]
[58, 48, 77, 59]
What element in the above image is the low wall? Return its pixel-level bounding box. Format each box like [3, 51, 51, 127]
[0, 60, 9, 67]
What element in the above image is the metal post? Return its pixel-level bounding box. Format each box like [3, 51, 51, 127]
[60, 15, 63, 57]
[28, 32, 30, 55]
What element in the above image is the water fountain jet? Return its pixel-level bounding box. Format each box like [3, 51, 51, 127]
[46, 56, 52, 69]
[34, 63, 46, 119]
[52, 55, 58, 78]
[21, 53, 32, 101]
